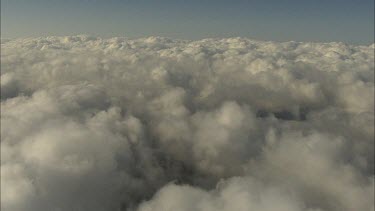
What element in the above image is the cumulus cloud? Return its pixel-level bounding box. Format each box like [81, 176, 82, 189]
[138, 176, 322, 211]
[1, 35, 374, 211]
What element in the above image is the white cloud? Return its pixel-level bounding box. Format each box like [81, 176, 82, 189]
[1, 36, 374, 211]
[138, 177, 320, 211]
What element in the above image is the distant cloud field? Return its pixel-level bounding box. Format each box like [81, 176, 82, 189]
[1, 36, 374, 211]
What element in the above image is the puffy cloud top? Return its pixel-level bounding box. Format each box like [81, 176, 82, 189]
[1, 36, 374, 211]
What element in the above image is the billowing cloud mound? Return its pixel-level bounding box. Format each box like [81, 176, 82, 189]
[1, 36, 374, 211]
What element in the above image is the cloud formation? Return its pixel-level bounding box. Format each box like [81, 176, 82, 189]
[1, 36, 374, 211]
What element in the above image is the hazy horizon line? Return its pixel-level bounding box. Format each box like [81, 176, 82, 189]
[1, 33, 374, 46]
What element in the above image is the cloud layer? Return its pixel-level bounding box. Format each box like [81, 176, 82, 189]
[1, 36, 374, 211]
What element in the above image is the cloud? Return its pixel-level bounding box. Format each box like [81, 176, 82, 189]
[1, 35, 374, 211]
[138, 176, 323, 211]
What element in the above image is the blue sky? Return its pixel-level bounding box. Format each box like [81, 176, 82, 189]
[1, 0, 374, 44]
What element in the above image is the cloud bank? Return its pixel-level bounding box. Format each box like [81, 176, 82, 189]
[1, 36, 374, 211]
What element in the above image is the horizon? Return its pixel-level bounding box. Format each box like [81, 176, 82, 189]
[2, 34, 375, 47]
[1, 0, 374, 45]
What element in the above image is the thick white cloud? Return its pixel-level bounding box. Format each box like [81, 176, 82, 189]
[138, 176, 325, 211]
[1, 35, 374, 211]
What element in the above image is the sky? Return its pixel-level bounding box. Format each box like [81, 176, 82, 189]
[1, 0, 374, 44]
